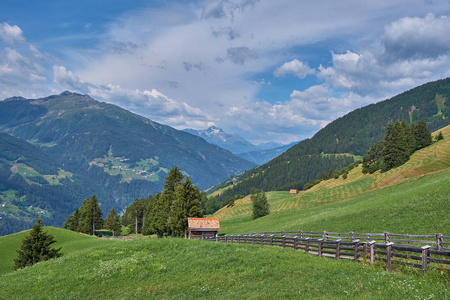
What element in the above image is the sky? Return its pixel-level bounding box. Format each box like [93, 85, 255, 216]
[1, 0, 450, 144]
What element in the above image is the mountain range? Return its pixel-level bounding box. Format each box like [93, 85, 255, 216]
[0, 92, 254, 235]
[184, 126, 296, 165]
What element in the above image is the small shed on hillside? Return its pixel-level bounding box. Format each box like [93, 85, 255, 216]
[188, 217, 220, 239]
[290, 189, 298, 195]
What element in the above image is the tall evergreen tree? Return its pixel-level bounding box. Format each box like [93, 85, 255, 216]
[251, 189, 270, 220]
[414, 118, 432, 149]
[168, 177, 203, 237]
[164, 166, 184, 192]
[382, 121, 410, 171]
[79, 195, 103, 235]
[13, 219, 62, 270]
[105, 208, 122, 237]
[63, 207, 80, 231]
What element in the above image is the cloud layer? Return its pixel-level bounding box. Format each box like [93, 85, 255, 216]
[1, 2, 450, 143]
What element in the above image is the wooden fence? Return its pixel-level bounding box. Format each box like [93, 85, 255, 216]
[205, 230, 450, 274]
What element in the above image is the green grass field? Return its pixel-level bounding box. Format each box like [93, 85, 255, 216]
[0, 228, 100, 276]
[1, 237, 448, 299]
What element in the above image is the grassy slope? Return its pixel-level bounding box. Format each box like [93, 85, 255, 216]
[1, 238, 448, 299]
[0, 227, 100, 275]
[215, 125, 450, 235]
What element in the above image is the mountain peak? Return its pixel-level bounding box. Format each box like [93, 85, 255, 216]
[3, 96, 28, 102]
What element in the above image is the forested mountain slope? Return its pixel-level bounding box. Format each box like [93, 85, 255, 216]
[0, 92, 254, 235]
[213, 78, 450, 201]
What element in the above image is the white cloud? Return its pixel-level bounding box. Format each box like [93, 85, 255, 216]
[318, 13, 450, 97]
[383, 13, 450, 60]
[52, 65, 215, 129]
[274, 59, 315, 78]
[0, 23, 25, 44]
[224, 84, 376, 142]
[0, 47, 48, 99]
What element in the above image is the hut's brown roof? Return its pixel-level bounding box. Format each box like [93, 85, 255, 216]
[188, 217, 220, 231]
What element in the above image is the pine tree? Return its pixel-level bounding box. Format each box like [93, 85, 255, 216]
[63, 207, 80, 231]
[105, 208, 122, 237]
[382, 121, 410, 171]
[401, 120, 416, 155]
[168, 177, 203, 237]
[79, 195, 103, 235]
[164, 166, 184, 192]
[251, 189, 270, 220]
[435, 131, 444, 141]
[414, 118, 432, 149]
[13, 219, 62, 270]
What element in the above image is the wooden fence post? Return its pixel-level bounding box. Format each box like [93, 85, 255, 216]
[353, 239, 360, 262]
[384, 232, 390, 243]
[293, 236, 298, 250]
[282, 235, 286, 248]
[261, 234, 264, 245]
[318, 239, 323, 256]
[436, 234, 443, 251]
[421, 245, 431, 274]
[300, 230, 303, 239]
[323, 231, 328, 241]
[368, 241, 376, 265]
[386, 242, 394, 271]
[305, 238, 310, 253]
[350, 231, 354, 242]
[270, 234, 274, 246]
[335, 239, 341, 260]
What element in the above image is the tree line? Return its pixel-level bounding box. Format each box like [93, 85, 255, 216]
[64, 166, 203, 238]
[362, 119, 440, 174]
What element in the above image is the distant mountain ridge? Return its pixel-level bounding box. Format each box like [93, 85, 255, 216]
[183, 126, 259, 154]
[0, 92, 254, 235]
[184, 126, 296, 164]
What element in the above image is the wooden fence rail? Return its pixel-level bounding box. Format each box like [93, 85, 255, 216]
[205, 231, 450, 274]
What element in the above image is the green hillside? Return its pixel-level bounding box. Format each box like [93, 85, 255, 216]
[215, 125, 450, 235]
[214, 78, 450, 203]
[0, 92, 254, 235]
[1, 237, 448, 299]
[0, 227, 99, 275]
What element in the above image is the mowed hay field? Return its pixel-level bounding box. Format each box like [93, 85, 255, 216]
[215, 125, 450, 235]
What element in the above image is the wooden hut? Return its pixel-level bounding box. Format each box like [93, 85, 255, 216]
[290, 189, 298, 195]
[187, 217, 220, 239]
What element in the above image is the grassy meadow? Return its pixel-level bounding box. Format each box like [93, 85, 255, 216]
[1, 237, 449, 299]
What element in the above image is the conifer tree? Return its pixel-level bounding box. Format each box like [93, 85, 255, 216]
[13, 219, 62, 270]
[168, 177, 203, 237]
[251, 189, 270, 220]
[382, 121, 410, 171]
[414, 118, 432, 149]
[80, 195, 103, 235]
[105, 208, 122, 236]
[435, 131, 444, 141]
[63, 207, 80, 231]
[149, 167, 184, 237]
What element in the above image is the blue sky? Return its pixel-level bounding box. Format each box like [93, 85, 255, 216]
[1, 1, 450, 144]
